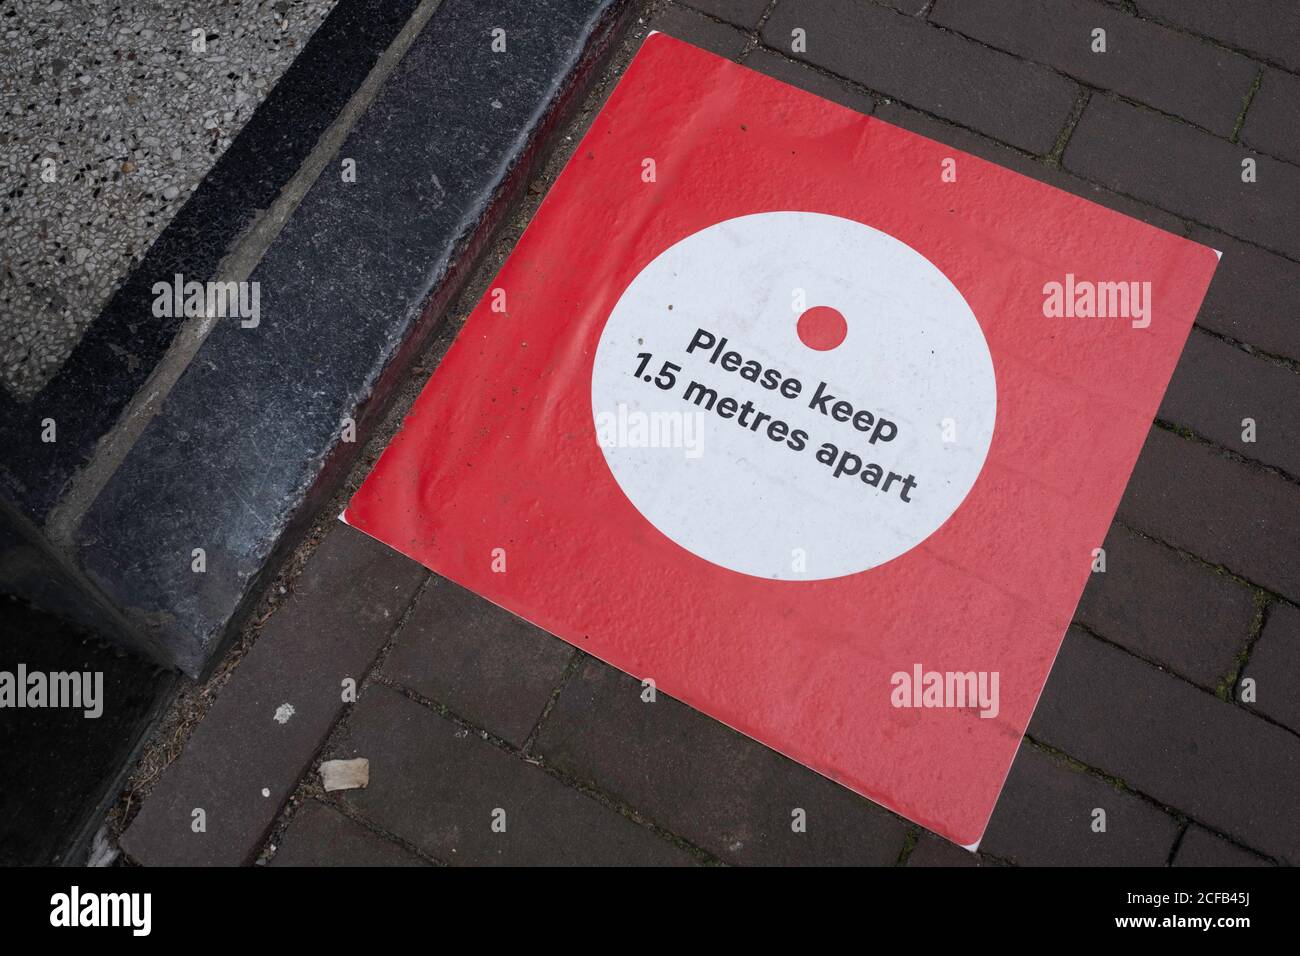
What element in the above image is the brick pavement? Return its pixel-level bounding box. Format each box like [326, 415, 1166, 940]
[121, 0, 1300, 865]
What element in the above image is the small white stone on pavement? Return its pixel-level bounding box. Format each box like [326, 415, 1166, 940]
[320, 757, 369, 792]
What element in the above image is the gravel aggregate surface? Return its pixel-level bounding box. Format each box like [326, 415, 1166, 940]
[0, 0, 339, 399]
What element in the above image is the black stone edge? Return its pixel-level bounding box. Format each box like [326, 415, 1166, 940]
[78, 0, 637, 677]
[0, 0, 424, 522]
[59, 669, 181, 868]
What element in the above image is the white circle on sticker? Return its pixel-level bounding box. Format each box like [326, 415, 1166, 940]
[591, 211, 996, 580]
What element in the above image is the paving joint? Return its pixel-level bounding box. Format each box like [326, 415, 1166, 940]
[520, 649, 586, 757]
[286, 794, 449, 867]
[741, 43, 883, 115]
[1055, 139, 1300, 266]
[1113, 519, 1298, 615]
[1047, 87, 1093, 166]
[1150, 418, 1300, 490]
[1218, 596, 1273, 702]
[1021, 733, 1274, 862]
[1189, 324, 1300, 376]
[1126, 5, 1300, 77]
[1165, 821, 1190, 865]
[1070, 612, 1300, 745]
[1230, 67, 1266, 143]
[894, 828, 920, 865]
[1069, 619, 1221, 699]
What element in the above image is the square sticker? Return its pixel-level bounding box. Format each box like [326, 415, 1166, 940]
[344, 33, 1219, 847]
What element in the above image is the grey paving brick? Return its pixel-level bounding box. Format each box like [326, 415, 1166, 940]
[740, 47, 876, 115]
[932, 0, 1256, 137]
[1117, 428, 1300, 603]
[1188, 226, 1300, 363]
[120, 524, 427, 866]
[329, 684, 694, 865]
[1241, 602, 1300, 735]
[1075, 523, 1254, 688]
[983, 743, 1180, 865]
[535, 657, 908, 865]
[1029, 629, 1300, 863]
[906, 833, 986, 866]
[270, 800, 430, 866]
[381, 577, 574, 747]
[1064, 95, 1300, 260]
[1159, 330, 1300, 478]
[677, 0, 770, 29]
[1134, 0, 1300, 73]
[1173, 824, 1273, 867]
[873, 100, 1188, 235]
[762, 0, 1079, 153]
[652, 4, 750, 58]
[1241, 69, 1300, 167]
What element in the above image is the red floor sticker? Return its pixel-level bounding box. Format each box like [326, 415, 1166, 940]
[344, 33, 1219, 848]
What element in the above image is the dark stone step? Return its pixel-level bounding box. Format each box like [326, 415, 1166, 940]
[1, 0, 632, 676]
[0, 0, 424, 524]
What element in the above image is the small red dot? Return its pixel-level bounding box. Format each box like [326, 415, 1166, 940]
[797, 306, 847, 351]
